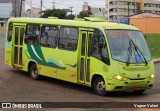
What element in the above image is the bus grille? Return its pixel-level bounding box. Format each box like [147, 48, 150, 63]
[123, 81, 147, 90]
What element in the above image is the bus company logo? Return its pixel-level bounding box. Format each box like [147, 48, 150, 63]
[2, 103, 11, 108]
[137, 74, 140, 78]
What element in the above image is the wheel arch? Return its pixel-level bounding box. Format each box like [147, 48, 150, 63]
[28, 61, 37, 73]
[91, 74, 105, 88]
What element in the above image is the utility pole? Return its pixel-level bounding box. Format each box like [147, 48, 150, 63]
[14, 0, 17, 17]
[69, 7, 73, 19]
[19, 0, 23, 17]
[30, 0, 32, 17]
[70, 7, 73, 16]
[53, 0, 55, 9]
[40, 0, 42, 17]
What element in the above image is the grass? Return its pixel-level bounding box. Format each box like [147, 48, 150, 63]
[145, 34, 160, 59]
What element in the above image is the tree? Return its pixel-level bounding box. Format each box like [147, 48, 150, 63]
[77, 5, 92, 18]
[65, 14, 75, 20]
[77, 11, 88, 18]
[40, 9, 67, 19]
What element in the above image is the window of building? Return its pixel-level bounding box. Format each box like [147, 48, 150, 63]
[40, 25, 58, 48]
[25, 24, 40, 45]
[109, 1, 113, 5]
[58, 27, 78, 51]
[144, 3, 147, 7]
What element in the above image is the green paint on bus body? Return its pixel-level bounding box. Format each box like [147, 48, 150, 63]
[26, 45, 66, 70]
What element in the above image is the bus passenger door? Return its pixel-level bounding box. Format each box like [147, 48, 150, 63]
[12, 25, 25, 67]
[79, 30, 93, 84]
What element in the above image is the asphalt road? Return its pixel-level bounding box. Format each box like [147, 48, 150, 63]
[0, 29, 160, 111]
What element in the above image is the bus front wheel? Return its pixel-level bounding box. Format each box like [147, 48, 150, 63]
[93, 77, 107, 96]
[30, 64, 39, 80]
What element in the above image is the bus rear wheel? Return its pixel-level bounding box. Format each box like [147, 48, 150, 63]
[93, 77, 107, 96]
[30, 64, 39, 80]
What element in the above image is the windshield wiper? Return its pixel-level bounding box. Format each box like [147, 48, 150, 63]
[126, 40, 132, 66]
[130, 38, 148, 65]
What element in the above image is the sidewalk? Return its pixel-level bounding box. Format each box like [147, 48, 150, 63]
[0, 27, 6, 30]
[154, 59, 160, 63]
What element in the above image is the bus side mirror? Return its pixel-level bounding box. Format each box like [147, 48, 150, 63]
[98, 36, 103, 48]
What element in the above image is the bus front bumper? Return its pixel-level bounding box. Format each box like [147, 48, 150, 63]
[105, 77, 155, 92]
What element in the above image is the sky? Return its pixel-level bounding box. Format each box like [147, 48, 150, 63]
[25, 0, 105, 14]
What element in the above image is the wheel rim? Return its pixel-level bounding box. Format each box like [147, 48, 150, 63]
[31, 66, 38, 78]
[96, 81, 105, 93]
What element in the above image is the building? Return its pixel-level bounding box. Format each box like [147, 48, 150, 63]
[129, 12, 160, 33]
[106, 0, 160, 20]
[0, 0, 25, 18]
[0, 0, 26, 26]
[82, 2, 106, 19]
[0, 0, 12, 19]
[0, 0, 12, 26]
[25, 7, 41, 18]
[130, 12, 160, 18]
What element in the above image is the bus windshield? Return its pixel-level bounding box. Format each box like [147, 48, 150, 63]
[105, 30, 151, 64]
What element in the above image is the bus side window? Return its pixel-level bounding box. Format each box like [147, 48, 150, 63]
[59, 27, 78, 51]
[40, 25, 58, 48]
[7, 22, 13, 42]
[25, 24, 40, 45]
[92, 29, 110, 65]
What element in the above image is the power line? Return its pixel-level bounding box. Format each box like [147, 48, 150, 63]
[42, 0, 46, 3]
[25, 1, 40, 7]
[42, 5, 47, 9]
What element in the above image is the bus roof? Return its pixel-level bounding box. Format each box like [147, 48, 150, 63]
[8, 17, 139, 31]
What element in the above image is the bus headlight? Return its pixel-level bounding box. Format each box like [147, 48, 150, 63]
[149, 74, 155, 79]
[116, 75, 124, 80]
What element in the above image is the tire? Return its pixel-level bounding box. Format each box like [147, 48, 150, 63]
[93, 77, 107, 96]
[29, 64, 39, 80]
[133, 90, 145, 94]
